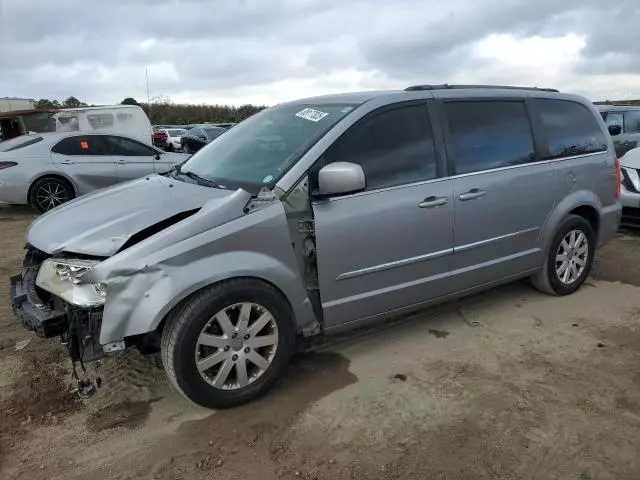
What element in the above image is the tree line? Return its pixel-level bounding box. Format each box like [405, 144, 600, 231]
[34, 96, 266, 125]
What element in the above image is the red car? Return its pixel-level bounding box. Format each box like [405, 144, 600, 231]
[152, 129, 168, 148]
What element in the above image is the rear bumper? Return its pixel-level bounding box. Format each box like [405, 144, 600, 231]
[0, 181, 29, 205]
[598, 203, 622, 246]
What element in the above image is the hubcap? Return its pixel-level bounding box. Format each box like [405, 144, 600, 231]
[555, 229, 589, 285]
[195, 302, 278, 390]
[36, 182, 69, 211]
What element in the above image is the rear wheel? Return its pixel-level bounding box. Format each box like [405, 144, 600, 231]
[531, 215, 595, 295]
[161, 279, 296, 409]
[29, 177, 74, 213]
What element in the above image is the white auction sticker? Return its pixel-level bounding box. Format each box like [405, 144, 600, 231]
[296, 108, 329, 122]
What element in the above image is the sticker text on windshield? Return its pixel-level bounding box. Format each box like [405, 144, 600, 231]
[295, 108, 329, 122]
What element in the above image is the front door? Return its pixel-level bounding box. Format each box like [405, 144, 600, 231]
[440, 99, 559, 289]
[103, 135, 159, 181]
[312, 102, 454, 328]
[50, 134, 118, 194]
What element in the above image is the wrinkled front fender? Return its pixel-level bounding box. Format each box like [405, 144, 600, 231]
[89, 202, 316, 344]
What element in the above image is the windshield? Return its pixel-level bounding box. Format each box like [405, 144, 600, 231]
[181, 103, 355, 192]
[0, 135, 43, 152]
[168, 129, 186, 137]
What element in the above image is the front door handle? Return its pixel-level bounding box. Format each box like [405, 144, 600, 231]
[60, 161, 75, 165]
[419, 196, 448, 208]
[116, 159, 127, 164]
[459, 189, 487, 201]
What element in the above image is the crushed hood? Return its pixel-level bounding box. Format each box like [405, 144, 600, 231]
[27, 174, 243, 256]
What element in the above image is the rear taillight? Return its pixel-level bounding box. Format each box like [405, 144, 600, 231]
[615, 158, 621, 199]
[0, 161, 17, 170]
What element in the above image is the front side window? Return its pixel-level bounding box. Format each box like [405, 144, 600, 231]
[204, 127, 225, 140]
[323, 104, 437, 190]
[180, 103, 355, 193]
[624, 110, 640, 134]
[537, 99, 608, 159]
[445, 101, 534, 175]
[51, 135, 106, 156]
[104, 136, 156, 156]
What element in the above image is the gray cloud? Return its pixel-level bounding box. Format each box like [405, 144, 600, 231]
[1, 0, 640, 105]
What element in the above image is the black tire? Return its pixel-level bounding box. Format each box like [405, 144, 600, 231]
[161, 279, 296, 409]
[28, 176, 75, 213]
[531, 214, 596, 296]
[166, 143, 174, 152]
[182, 143, 191, 154]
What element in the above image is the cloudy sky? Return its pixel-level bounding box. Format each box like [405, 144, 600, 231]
[1, 0, 639, 106]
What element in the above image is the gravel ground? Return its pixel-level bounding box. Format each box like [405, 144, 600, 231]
[1, 208, 640, 480]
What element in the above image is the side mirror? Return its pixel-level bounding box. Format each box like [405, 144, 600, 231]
[609, 124, 622, 136]
[317, 162, 365, 196]
[155, 153, 161, 160]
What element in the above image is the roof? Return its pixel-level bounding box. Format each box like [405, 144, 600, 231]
[596, 104, 640, 111]
[286, 84, 565, 106]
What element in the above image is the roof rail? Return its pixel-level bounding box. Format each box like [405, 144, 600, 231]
[405, 84, 559, 93]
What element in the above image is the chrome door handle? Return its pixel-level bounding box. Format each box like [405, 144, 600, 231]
[459, 189, 486, 201]
[419, 196, 448, 208]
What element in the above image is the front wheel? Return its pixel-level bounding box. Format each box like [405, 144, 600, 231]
[29, 177, 74, 213]
[531, 214, 596, 295]
[182, 143, 191, 154]
[161, 279, 296, 409]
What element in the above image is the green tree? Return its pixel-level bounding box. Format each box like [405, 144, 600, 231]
[35, 99, 57, 109]
[62, 96, 83, 108]
[121, 97, 139, 105]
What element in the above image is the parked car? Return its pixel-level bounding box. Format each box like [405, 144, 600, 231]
[160, 128, 187, 152]
[152, 128, 168, 149]
[10, 85, 620, 409]
[598, 105, 640, 157]
[180, 126, 227, 153]
[0, 132, 187, 212]
[617, 146, 640, 226]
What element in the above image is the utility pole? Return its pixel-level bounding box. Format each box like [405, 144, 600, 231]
[146, 68, 152, 123]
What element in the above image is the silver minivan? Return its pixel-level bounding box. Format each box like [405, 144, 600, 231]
[10, 85, 621, 408]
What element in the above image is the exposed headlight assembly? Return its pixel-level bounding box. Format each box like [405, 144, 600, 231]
[36, 259, 107, 307]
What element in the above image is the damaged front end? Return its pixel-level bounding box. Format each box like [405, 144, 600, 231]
[11, 248, 107, 362]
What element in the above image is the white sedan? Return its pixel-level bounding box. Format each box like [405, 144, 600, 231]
[160, 128, 187, 152]
[0, 132, 188, 212]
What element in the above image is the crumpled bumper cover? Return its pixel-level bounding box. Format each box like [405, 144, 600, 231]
[10, 267, 67, 338]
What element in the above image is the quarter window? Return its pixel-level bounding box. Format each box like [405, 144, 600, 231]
[624, 110, 640, 134]
[536, 99, 608, 159]
[445, 101, 534, 175]
[325, 104, 437, 190]
[104, 136, 156, 156]
[51, 135, 106, 155]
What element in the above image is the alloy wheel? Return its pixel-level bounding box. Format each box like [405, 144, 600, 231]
[555, 229, 589, 285]
[195, 302, 279, 390]
[35, 181, 71, 211]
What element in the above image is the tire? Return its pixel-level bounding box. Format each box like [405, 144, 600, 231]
[28, 176, 75, 213]
[183, 143, 191, 154]
[166, 143, 174, 152]
[161, 279, 296, 409]
[530, 214, 596, 296]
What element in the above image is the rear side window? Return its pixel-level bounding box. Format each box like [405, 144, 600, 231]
[104, 136, 156, 156]
[51, 135, 106, 155]
[326, 104, 437, 190]
[445, 101, 534, 175]
[536, 99, 608, 159]
[624, 110, 640, 134]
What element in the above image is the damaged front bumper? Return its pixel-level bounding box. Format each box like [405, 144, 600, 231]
[10, 257, 106, 363]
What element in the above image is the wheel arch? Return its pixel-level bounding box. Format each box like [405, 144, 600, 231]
[539, 190, 602, 256]
[27, 173, 77, 200]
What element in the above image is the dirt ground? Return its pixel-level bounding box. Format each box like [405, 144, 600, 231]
[1, 207, 640, 480]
